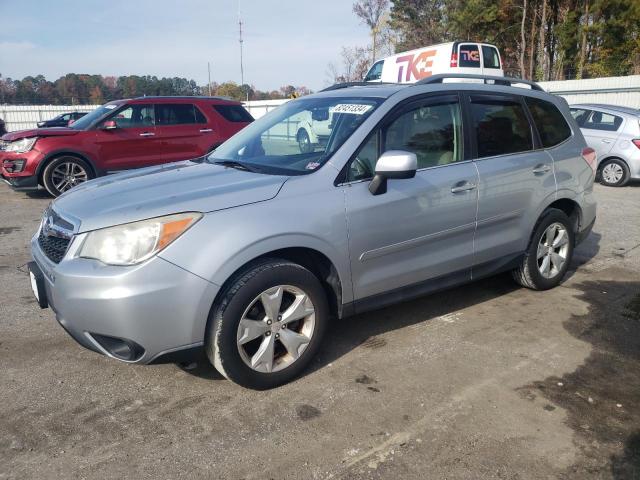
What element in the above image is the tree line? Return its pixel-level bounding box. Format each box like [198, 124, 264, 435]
[330, 0, 640, 82]
[0, 73, 312, 105]
[4, 0, 637, 105]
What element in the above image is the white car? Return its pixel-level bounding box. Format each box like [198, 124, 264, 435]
[364, 42, 504, 84]
[570, 104, 640, 187]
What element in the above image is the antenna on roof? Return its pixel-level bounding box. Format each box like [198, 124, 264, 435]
[238, 2, 247, 101]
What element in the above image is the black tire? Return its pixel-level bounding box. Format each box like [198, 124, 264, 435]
[297, 129, 312, 153]
[512, 209, 575, 291]
[205, 258, 329, 389]
[42, 155, 94, 197]
[599, 158, 630, 187]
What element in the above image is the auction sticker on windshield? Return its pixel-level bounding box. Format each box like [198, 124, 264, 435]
[330, 104, 373, 115]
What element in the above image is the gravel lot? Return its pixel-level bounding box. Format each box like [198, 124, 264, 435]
[1, 181, 639, 480]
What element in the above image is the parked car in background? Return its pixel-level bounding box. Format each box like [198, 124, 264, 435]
[570, 104, 640, 187]
[293, 105, 332, 153]
[28, 74, 596, 389]
[37, 111, 89, 128]
[1, 96, 253, 196]
[363, 42, 503, 83]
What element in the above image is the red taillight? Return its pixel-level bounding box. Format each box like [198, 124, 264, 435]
[581, 147, 597, 173]
[632, 139, 640, 149]
[450, 52, 458, 68]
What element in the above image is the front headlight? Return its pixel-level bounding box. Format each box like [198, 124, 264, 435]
[6, 137, 37, 153]
[78, 212, 202, 266]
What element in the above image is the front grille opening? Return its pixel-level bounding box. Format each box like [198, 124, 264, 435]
[89, 333, 145, 361]
[38, 230, 70, 263]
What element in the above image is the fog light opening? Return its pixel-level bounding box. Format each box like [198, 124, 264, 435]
[89, 333, 145, 361]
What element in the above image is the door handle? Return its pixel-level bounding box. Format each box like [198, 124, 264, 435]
[139, 132, 155, 137]
[199, 128, 213, 133]
[532, 164, 551, 174]
[601, 139, 612, 144]
[451, 181, 477, 193]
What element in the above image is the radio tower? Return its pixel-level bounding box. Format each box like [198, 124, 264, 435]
[238, 6, 247, 101]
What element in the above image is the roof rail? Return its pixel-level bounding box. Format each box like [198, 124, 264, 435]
[415, 74, 544, 92]
[132, 95, 236, 101]
[320, 81, 396, 92]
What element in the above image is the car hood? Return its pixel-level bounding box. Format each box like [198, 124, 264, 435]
[2, 127, 79, 141]
[52, 161, 288, 233]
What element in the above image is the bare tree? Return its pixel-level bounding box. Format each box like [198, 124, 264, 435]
[326, 46, 372, 84]
[353, 0, 389, 62]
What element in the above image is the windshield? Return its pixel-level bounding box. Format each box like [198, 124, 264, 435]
[208, 96, 383, 175]
[70, 103, 122, 130]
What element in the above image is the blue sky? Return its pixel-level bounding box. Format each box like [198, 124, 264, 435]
[0, 0, 371, 91]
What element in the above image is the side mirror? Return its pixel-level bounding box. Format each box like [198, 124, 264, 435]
[369, 150, 417, 195]
[101, 120, 117, 130]
[311, 108, 330, 122]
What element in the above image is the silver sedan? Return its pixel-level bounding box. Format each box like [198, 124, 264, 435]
[570, 103, 640, 187]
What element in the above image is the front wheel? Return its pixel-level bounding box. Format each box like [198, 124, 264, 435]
[42, 156, 93, 197]
[599, 158, 630, 187]
[206, 259, 329, 389]
[297, 129, 312, 154]
[512, 209, 575, 290]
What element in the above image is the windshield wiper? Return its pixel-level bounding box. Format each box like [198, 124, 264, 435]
[212, 160, 260, 173]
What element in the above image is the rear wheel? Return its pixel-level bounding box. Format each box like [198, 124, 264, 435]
[206, 259, 329, 389]
[42, 156, 93, 197]
[512, 209, 574, 290]
[599, 158, 630, 187]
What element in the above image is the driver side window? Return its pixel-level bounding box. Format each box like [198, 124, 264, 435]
[347, 99, 463, 181]
[111, 104, 155, 128]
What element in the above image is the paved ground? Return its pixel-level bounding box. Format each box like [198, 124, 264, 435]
[1, 181, 639, 480]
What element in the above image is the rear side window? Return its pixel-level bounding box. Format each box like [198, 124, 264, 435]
[570, 108, 591, 126]
[482, 46, 501, 69]
[459, 44, 481, 68]
[583, 111, 623, 132]
[364, 60, 384, 81]
[156, 104, 205, 125]
[525, 97, 572, 147]
[471, 96, 533, 158]
[213, 105, 254, 123]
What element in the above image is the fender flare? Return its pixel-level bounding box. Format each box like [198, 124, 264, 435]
[202, 232, 353, 306]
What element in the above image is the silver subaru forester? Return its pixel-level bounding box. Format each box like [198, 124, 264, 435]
[28, 75, 597, 389]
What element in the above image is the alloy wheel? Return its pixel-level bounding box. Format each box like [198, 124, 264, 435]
[236, 285, 316, 373]
[537, 222, 570, 278]
[51, 160, 88, 192]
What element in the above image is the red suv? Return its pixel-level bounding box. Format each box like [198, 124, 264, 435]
[1, 96, 253, 196]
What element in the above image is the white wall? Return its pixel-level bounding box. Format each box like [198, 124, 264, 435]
[243, 99, 289, 120]
[539, 75, 640, 107]
[0, 100, 290, 132]
[2, 76, 638, 132]
[0, 105, 99, 132]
